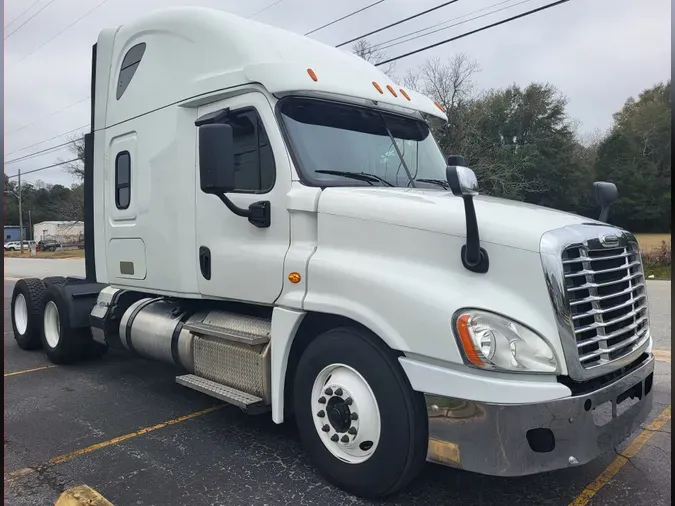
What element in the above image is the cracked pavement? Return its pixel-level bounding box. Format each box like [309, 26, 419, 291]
[4, 280, 671, 505]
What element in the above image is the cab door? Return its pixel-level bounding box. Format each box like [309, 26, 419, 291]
[195, 91, 291, 304]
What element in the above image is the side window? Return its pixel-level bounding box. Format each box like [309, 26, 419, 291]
[117, 43, 146, 100]
[227, 110, 275, 193]
[115, 152, 131, 209]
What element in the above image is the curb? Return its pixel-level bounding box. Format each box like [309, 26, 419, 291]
[55, 486, 114, 506]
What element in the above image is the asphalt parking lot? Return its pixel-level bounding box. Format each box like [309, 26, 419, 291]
[4, 278, 671, 506]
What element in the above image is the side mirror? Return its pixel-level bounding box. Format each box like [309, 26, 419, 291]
[593, 181, 619, 223]
[198, 123, 236, 194]
[446, 156, 478, 196]
[445, 155, 488, 274]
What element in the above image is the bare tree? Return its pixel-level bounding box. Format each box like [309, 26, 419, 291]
[61, 134, 85, 181]
[351, 39, 397, 78]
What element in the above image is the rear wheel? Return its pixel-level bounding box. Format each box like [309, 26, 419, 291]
[43, 276, 67, 288]
[293, 326, 428, 499]
[40, 286, 90, 364]
[10, 278, 46, 350]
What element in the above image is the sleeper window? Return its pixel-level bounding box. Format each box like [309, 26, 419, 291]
[115, 151, 131, 209]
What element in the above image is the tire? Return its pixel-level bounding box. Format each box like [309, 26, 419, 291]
[9, 247, 16, 251]
[293, 326, 428, 499]
[40, 285, 90, 364]
[10, 278, 46, 350]
[42, 276, 67, 288]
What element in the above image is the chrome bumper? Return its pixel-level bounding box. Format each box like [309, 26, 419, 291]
[425, 355, 655, 476]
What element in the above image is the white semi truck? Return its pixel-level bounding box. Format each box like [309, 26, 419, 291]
[10, 6, 655, 499]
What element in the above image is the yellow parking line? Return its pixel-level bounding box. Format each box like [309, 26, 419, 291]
[653, 349, 671, 363]
[4, 365, 57, 377]
[6, 405, 224, 480]
[55, 485, 114, 506]
[569, 405, 671, 506]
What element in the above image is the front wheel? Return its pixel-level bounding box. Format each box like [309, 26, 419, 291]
[293, 326, 428, 499]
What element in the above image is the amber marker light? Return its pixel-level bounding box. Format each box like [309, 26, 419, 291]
[455, 314, 484, 367]
[307, 68, 318, 82]
[399, 88, 411, 101]
[372, 81, 384, 94]
[386, 85, 397, 97]
[288, 272, 302, 284]
[434, 100, 446, 112]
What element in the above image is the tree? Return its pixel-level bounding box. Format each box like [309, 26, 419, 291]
[594, 81, 671, 232]
[351, 39, 397, 78]
[62, 134, 85, 181]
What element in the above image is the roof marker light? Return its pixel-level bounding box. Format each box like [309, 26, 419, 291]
[372, 81, 384, 94]
[399, 89, 411, 101]
[434, 100, 446, 112]
[307, 68, 318, 82]
[386, 85, 398, 97]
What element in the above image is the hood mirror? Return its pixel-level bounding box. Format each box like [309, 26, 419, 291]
[446, 155, 489, 274]
[446, 156, 478, 196]
[593, 181, 619, 223]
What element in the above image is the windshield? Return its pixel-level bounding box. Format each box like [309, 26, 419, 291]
[278, 98, 448, 188]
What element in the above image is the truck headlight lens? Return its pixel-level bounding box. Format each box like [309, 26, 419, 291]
[454, 310, 559, 373]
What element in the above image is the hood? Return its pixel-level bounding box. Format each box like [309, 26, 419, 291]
[317, 187, 600, 253]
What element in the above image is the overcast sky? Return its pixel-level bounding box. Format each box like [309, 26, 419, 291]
[4, 0, 671, 186]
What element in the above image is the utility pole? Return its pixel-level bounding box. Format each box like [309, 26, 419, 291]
[28, 209, 32, 241]
[18, 169, 24, 255]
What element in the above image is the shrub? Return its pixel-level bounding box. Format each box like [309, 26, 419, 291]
[642, 240, 672, 268]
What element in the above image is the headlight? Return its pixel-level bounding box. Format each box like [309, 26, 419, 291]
[453, 310, 559, 373]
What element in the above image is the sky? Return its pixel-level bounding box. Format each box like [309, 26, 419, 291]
[3, 0, 671, 186]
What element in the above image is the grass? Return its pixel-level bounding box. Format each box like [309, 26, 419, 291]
[635, 233, 671, 252]
[4, 249, 84, 259]
[644, 265, 671, 280]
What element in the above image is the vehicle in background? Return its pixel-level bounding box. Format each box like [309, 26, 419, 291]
[5, 240, 36, 251]
[8, 7, 654, 499]
[37, 239, 62, 252]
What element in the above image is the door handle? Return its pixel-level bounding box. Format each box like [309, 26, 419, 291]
[199, 246, 211, 280]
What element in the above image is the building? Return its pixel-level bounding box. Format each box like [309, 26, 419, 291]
[4, 226, 29, 243]
[33, 221, 85, 245]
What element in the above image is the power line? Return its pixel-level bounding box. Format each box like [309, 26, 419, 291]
[371, 0, 514, 50]
[4, 0, 43, 29]
[4, 0, 58, 40]
[5, 139, 76, 166]
[376, 0, 535, 51]
[376, 0, 570, 65]
[14, 0, 112, 64]
[5, 124, 89, 157]
[248, 0, 286, 18]
[305, 0, 385, 36]
[6, 158, 80, 179]
[6, 97, 90, 136]
[336, 0, 460, 48]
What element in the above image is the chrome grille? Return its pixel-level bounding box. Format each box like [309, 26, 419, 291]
[561, 241, 649, 369]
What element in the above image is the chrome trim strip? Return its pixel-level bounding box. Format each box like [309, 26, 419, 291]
[540, 224, 651, 381]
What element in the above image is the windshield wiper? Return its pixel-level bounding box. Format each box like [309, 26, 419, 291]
[379, 113, 417, 188]
[415, 178, 449, 189]
[315, 170, 394, 187]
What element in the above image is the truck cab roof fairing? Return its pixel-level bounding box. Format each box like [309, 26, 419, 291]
[103, 6, 447, 128]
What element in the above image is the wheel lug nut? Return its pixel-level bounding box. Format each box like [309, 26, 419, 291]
[331, 434, 339, 442]
[321, 424, 330, 432]
[341, 435, 349, 443]
[348, 427, 357, 435]
[318, 397, 326, 404]
[325, 387, 333, 395]
[335, 388, 343, 396]
[317, 410, 325, 418]
[345, 397, 353, 406]
[350, 413, 358, 421]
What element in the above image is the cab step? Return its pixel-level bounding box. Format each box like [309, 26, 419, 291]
[176, 374, 263, 409]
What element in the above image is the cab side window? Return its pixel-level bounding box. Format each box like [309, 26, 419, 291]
[227, 109, 275, 193]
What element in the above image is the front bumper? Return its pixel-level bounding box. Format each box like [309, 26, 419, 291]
[426, 354, 655, 476]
